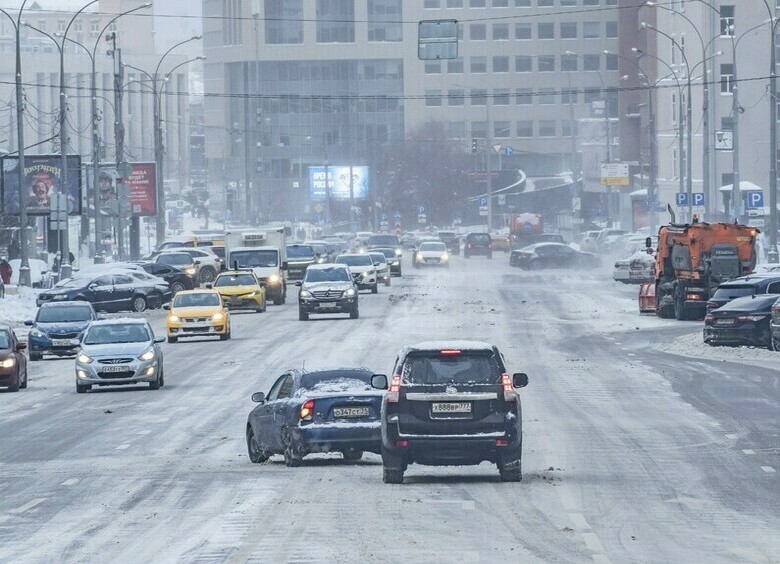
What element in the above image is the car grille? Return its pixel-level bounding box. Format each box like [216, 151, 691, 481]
[424, 258, 441, 263]
[98, 358, 133, 364]
[100, 371, 135, 379]
[183, 317, 209, 323]
[312, 290, 344, 299]
[49, 332, 79, 339]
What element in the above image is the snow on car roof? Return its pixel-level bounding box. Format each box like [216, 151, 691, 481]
[307, 263, 348, 271]
[89, 318, 149, 326]
[402, 340, 496, 353]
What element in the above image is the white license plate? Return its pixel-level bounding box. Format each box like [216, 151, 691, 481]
[333, 407, 369, 418]
[319, 302, 337, 308]
[51, 339, 72, 347]
[431, 402, 472, 414]
[101, 365, 129, 373]
[716, 318, 736, 326]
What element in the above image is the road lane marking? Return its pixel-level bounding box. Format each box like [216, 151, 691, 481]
[10, 498, 46, 514]
[627, 353, 636, 357]
[761, 466, 776, 473]
[742, 449, 755, 455]
[115, 444, 130, 450]
[725, 434, 738, 440]
[582, 532, 606, 553]
[137, 430, 152, 435]
[31, 403, 42, 408]
[61, 479, 79, 486]
[569, 513, 591, 530]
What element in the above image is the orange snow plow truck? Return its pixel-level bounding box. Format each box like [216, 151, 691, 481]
[650, 217, 758, 320]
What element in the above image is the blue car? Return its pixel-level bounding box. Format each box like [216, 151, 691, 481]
[246, 368, 383, 467]
[25, 301, 98, 361]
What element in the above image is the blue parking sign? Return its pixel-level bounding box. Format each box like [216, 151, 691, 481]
[479, 197, 488, 207]
[747, 191, 764, 208]
[676, 193, 688, 206]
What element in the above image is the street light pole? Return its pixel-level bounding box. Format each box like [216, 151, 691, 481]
[760, 1, 780, 261]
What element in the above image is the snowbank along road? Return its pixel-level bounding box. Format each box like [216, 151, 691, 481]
[0, 256, 777, 563]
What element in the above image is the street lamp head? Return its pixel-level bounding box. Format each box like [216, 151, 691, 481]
[191, 34, 202, 40]
[196, 56, 206, 60]
[645, 0, 656, 5]
[602, 49, 611, 55]
[565, 50, 577, 55]
[640, 21, 647, 28]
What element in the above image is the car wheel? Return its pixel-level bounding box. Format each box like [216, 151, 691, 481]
[20, 369, 27, 389]
[299, 308, 309, 321]
[284, 445, 303, 467]
[342, 449, 363, 462]
[199, 266, 216, 284]
[771, 335, 780, 351]
[246, 427, 269, 464]
[132, 295, 147, 313]
[171, 281, 185, 295]
[382, 465, 404, 484]
[385, 277, 391, 287]
[498, 459, 522, 482]
[29, 351, 42, 361]
[159, 366, 165, 388]
[7, 375, 19, 392]
[220, 325, 231, 341]
[76, 383, 91, 394]
[371, 283, 378, 294]
[167, 336, 178, 344]
[349, 306, 359, 320]
[149, 375, 160, 390]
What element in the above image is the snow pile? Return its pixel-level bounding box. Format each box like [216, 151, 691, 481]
[0, 287, 39, 328]
[661, 331, 778, 366]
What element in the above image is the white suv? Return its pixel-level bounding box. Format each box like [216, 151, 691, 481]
[155, 248, 222, 283]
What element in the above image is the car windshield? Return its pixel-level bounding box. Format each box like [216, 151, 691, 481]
[37, 306, 93, 323]
[230, 250, 278, 268]
[369, 235, 398, 246]
[402, 352, 500, 385]
[0, 332, 9, 348]
[305, 267, 351, 282]
[215, 274, 256, 287]
[84, 323, 150, 345]
[467, 234, 491, 243]
[369, 253, 386, 264]
[377, 249, 396, 259]
[158, 254, 192, 266]
[337, 255, 372, 266]
[420, 242, 446, 252]
[438, 232, 457, 240]
[173, 293, 221, 307]
[711, 285, 756, 300]
[287, 245, 316, 258]
[299, 371, 372, 392]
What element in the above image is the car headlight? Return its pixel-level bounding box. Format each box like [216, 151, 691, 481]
[168, 314, 180, 323]
[317, 257, 327, 264]
[245, 291, 258, 298]
[52, 294, 68, 300]
[268, 274, 281, 284]
[76, 352, 93, 364]
[0, 357, 15, 368]
[345, 288, 356, 297]
[184, 267, 197, 276]
[212, 312, 224, 322]
[395, 248, 403, 256]
[29, 329, 45, 338]
[441, 253, 449, 261]
[299, 290, 312, 298]
[416, 252, 423, 260]
[137, 349, 155, 361]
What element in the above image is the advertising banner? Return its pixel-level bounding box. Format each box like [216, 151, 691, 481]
[85, 162, 157, 218]
[308, 165, 369, 200]
[2, 155, 82, 215]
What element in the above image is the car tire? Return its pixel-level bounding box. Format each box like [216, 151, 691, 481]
[76, 383, 91, 394]
[199, 266, 217, 284]
[167, 336, 178, 344]
[342, 449, 363, 462]
[29, 351, 42, 361]
[349, 306, 359, 320]
[20, 370, 27, 389]
[149, 375, 160, 390]
[7, 375, 19, 392]
[771, 335, 780, 351]
[385, 277, 391, 287]
[132, 295, 147, 313]
[284, 445, 303, 467]
[299, 308, 309, 321]
[159, 366, 165, 387]
[371, 283, 378, 294]
[220, 325, 231, 341]
[171, 281, 185, 295]
[246, 427, 269, 464]
[498, 459, 523, 482]
[382, 466, 404, 484]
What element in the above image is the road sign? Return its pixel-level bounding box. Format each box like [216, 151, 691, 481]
[692, 192, 705, 207]
[418, 19, 458, 60]
[572, 196, 581, 212]
[418, 214, 427, 224]
[380, 221, 389, 229]
[418, 205, 426, 215]
[715, 130, 733, 151]
[676, 193, 688, 206]
[676, 192, 706, 207]
[381, 213, 388, 221]
[479, 197, 488, 207]
[479, 207, 488, 216]
[492, 144, 503, 154]
[747, 191, 764, 209]
[504, 146, 514, 156]
[393, 211, 402, 221]
[49, 194, 68, 231]
[497, 194, 506, 206]
[600, 163, 629, 185]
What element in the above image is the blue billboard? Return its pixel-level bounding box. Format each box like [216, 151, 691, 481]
[309, 165, 369, 200]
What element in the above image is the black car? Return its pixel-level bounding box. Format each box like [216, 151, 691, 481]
[706, 274, 780, 312]
[286, 244, 318, 282]
[704, 294, 778, 348]
[139, 262, 196, 295]
[0, 326, 28, 392]
[36, 273, 164, 312]
[371, 341, 529, 483]
[509, 243, 601, 270]
[438, 231, 461, 255]
[246, 368, 383, 466]
[25, 301, 98, 361]
[464, 232, 493, 259]
[368, 234, 402, 256]
[372, 247, 402, 277]
[297, 264, 359, 320]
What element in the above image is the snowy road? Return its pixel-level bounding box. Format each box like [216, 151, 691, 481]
[0, 257, 777, 563]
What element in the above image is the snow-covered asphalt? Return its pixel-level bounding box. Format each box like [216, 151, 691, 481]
[0, 256, 777, 563]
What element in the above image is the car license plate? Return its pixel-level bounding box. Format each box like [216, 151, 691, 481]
[51, 339, 71, 347]
[431, 402, 472, 414]
[319, 302, 337, 308]
[101, 365, 128, 373]
[333, 407, 369, 418]
[716, 318, 736, 326]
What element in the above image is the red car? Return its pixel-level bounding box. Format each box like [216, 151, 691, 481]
[0, 326, 28, 392]
[638, 282, 656, 314]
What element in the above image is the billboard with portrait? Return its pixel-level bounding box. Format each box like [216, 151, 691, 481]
[309, 165, 369, 200]
[85, 162, 157, 218]
[2, 155, 82, 215]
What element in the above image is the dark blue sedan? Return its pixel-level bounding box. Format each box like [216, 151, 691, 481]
[24, 301, 98, 361]
[246, 368, 383, 466]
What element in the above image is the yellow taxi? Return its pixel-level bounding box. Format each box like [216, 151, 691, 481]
[163, 289, 230, 343]
[212, 270, 266, 313]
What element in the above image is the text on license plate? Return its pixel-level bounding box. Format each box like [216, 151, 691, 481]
[52, 339, 72, 346]
[431, 402, 472, 414]
[319, 302, 337, 308]
[717, 318, 736, 325]
[333, 407, 369, 418]
[101, 365, 129, 373]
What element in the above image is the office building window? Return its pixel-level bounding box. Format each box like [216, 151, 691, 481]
[471, 88, 488, 106]
[447, 0, 463, 5]
[606, 54, 618, 71]
[447, 58, 464, 73]
[516, 0, 531, 5]
[223, 0, 242, 44]
[561, 22, 577, 39]
[516, 23, 532, 39]
[448, 89, 466, 106]
[493, 56, 509, 72]
[516, 88, 533, 104]
[471, 56, 488, 73]
[583, 0, 599, 5]
[494, 88, 511, 105]
[57, 21, 65, 33]
[517, 120, 533, 137]
[538, 88, 556, 104]
[317, 0, 355, 43]
[424, 0, 441, 6]
[470, 0, 487, 6]
[470, 24, 487, 40]
[265, 0, 303, 44]
[426, 90, 443, 106]
[493, 23, 510, 40]
[583, 22, 600, 38]
[449, 121, 466, 138]
[425, 61, 442, 74]
[538, 55, 555, 72]
[539, 120, 556, 136]
[606, 21, 618, 38]
[584, 54, 600, 71]
[472, 120, 488, 138]
[561, 88, 578, 103]
[561, 54, 578, 71]
[562, 120, 578, 137]
[560, 0, 576, 5]
[493, 0, 510, 5]
[538, 0, 554, 6]
[720, 63, 734, 93]
[720, 5, 735, 36]
[494, 121, 511, 137]
[583, 88, 601, 103]
[516, 56, 532, 72]
[538, 22, 555, 39]
[368, 0, 402, 42]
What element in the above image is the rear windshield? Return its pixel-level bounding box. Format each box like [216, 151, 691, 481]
[337, 255, 372, 266]
[230, 250, 278, 268]
[401, 352, 501, 385]
[467, 233, 491, 243]
[711, 285, 756, 301]
[369, 235, 399, 246]
[37, 305, 93, 323]
[299, 371, 372, 393]
[158, 254, 192, 266]
[377, 249, 396, 259]
[287, 245, 315, 259]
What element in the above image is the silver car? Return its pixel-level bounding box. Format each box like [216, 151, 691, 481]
[74, 319, 165, 393]
[368, 252, 392, 286]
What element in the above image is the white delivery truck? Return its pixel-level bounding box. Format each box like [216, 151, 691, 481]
[225, 227, 288, 305]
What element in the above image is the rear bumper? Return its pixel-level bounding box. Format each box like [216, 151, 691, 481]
[28, 335, 80, 355]
[704, 324, 770, 347]
[290, 422, 381, 453]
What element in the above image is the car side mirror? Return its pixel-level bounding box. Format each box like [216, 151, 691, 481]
[294, 281, 302, 287]
[154, 336, 165, 343]
[251, 392, 265, 403]
[259, 281, 267, 288]
[24, 320, 33, 326]
[205, 284, 213, 289]
[16, 342, 27, 351]
[645, 237, 652, 249]
[162, 304, 170, 310]
[512, 372, 529, 388]
[371, 374, 389, 390]
[282, 261, 289, 270]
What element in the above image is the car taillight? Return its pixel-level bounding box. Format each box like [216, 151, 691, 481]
[386, 374, 402, 403]
[737, 315, 767, 322]
[704, 314, 714, 323]
[501, 373, 517, 402]
[440, 349, 461, 356]
[706, 301, 719, 309]
[300, 399, 315, 420]
[773, 306, 780, 320]
[686, 293, 702, 300]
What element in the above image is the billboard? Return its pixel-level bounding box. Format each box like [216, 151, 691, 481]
[85, 162, 157, 217]
[2, 155, 82, 215]
[308, 165, 369, 200]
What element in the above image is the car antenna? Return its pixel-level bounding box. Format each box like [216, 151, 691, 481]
[302, 360, 306, 370]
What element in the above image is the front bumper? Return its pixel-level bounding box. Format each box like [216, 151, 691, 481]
[299, 296, 356, 313]
[0, 367, 20, 387]
[221, 293, 264, 310]
[28, 334, 80, 356]
[167, 320, 227, 337]
[290, 421, 381, 453]
[704, 324, 770, 347]
[76, 358, 159, 385]
[264, 281, 284, 301]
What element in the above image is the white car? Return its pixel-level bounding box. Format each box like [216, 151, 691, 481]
[155, 248, 222, 283]
[413, 241, 450, 268]
[335, 254, 378, 293]
[368, 252, 392, 286]
[613, 251, 655, 284]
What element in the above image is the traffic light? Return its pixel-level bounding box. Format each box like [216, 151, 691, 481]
[471, 138, 478, 153]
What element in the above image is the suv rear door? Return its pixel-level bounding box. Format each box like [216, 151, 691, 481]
[396, 350, 507, 437]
